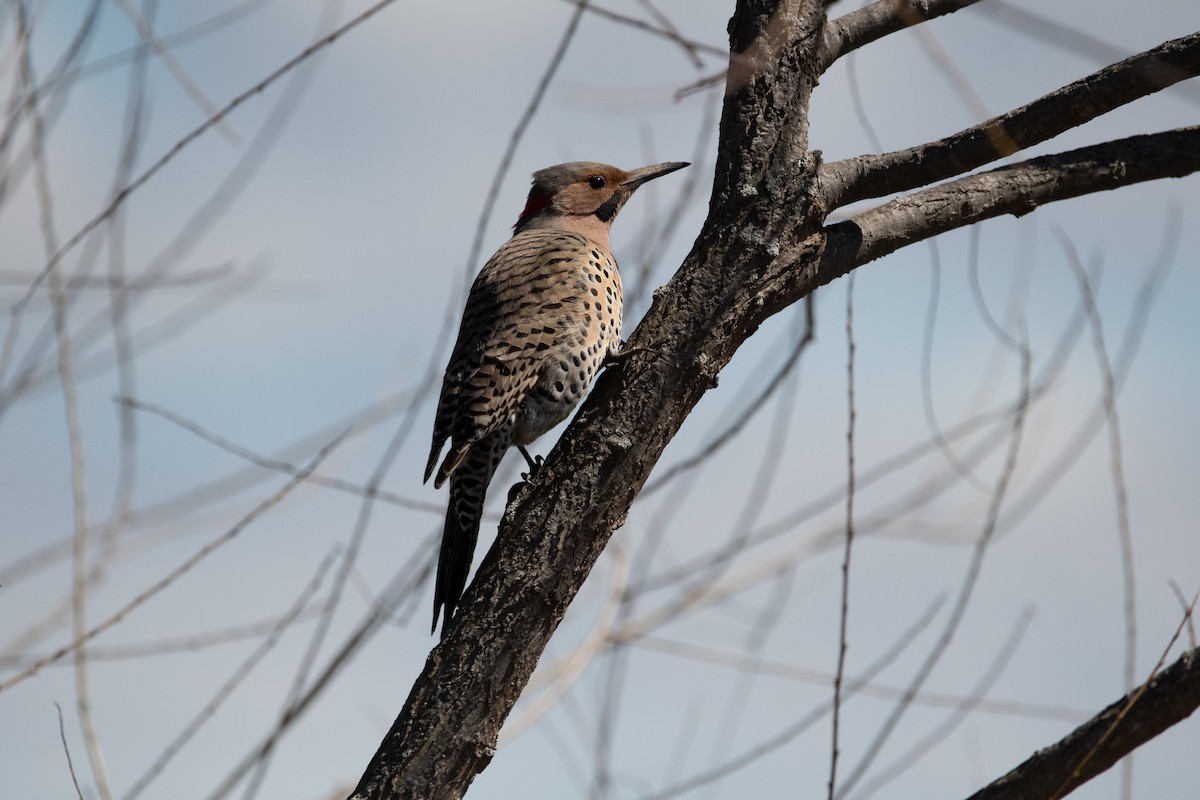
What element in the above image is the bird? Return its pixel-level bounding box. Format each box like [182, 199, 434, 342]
[424, 160, 689, 637]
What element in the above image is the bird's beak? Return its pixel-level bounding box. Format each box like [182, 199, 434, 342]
[621, 161, 690, 190]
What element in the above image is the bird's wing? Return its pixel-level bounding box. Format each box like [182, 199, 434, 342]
[425, 230, 591, 485]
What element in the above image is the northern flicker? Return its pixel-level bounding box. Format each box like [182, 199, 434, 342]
[424, 160, 688, 637]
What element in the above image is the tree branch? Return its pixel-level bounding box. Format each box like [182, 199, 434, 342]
[818, 32, 1200, 210]
[817, 126, 1200, 285]
[819, 0, 983, 68]
[966, 647, 1200, 800]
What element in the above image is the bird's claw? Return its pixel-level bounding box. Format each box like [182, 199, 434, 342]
[521, 454, 545, 482]
[602, 342, 651, 370]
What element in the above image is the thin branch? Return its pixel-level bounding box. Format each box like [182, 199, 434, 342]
[921, 241, 989, 491]
[119, 396, 442, 513]
[25, 0, 278, 101]
[0, 432, 346, 693]
[1059, 229, 1137, 800]
[55, 703, 86, 800]
[123, 548, 340, 800]
[639, 596, 947, 800]
[828, 273, 857, 800]
[0, 607, 324, 668]
[1169, 581, 1198, 650]
[845, 52, 882, 153]
[848, 609, 1035, 800]
[835, 325, 1031, 798]
[15, 4, 111, 795]
[642, 295, 815, 494]
[13, 0, 400, 311]
[562, 0, 722, 65]
[461, 0, 589, 284]
[819, 32, 1200, 210]
[0, 262, 237, 288]
[204, 538, 436, 800]
[630, 634, 1087, 722]
[110, 0, 239, 143]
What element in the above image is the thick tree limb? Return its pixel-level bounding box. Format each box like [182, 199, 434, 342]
[966, 647, 1200, 800]
[819, 31, 1200, 210]
[819, 0, 982, 67]
[817, 126, 1200, 285]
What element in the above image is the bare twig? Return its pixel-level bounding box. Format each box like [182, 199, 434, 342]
[845, 51, 882, 152]
[15, 4, 111, 795]
[560, 0, 725, 64]
[848, 609, 1036, 800]
[0, 607, 325, 668]
[14, 0, 401, 310]
[1059, 229, 1137, 800]
[111, 0, 239, 143]
[123, 548, 341, 800]
[993, 208, 1179, 534]
[1168, 581, 1198, 649]
[55, 703, 86, 800]
[921, 241, 989, 491]
[119, 396, 442, 512]
[835, 325, 1032, 798]
[202, 536, 437, 800]
[461, 0, 589, 284]
[0, 432, 347, 693]
[640, 596, 947, 800]
[828, 273, 857, 800]
[630, 632, 1087, 722]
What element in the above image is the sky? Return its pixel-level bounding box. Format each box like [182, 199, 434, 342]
[1, 1, 1198, 799]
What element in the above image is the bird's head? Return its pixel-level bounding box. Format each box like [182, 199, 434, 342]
[513, 161, 689, 235]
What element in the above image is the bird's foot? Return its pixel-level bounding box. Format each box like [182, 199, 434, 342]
[602, 341, 653, 370]
[516, 445, 544, 481]
[508, 447, 544, 504]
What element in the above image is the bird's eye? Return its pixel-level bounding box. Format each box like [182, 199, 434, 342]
[587, 176, 607, 190]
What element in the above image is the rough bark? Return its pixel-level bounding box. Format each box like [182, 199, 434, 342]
[966, 647, 1200, 800]
[349, 2, 1200, 797]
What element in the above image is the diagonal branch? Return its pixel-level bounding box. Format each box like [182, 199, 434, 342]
[966, 646, 1200, 800]
[818, 32, 1200, 210]
[817, 126, 1200, 285]
[819, 0, 983, 68]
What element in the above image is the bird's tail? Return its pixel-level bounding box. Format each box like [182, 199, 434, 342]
[432, 432, 505, 638]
